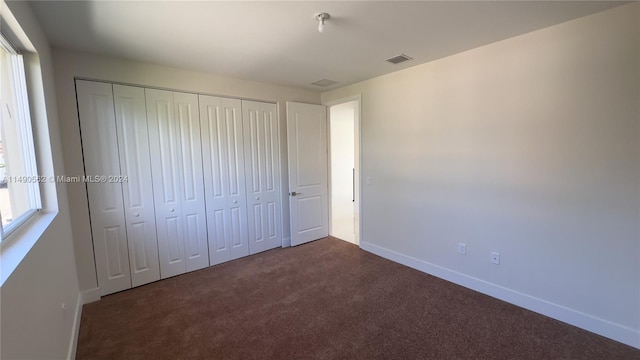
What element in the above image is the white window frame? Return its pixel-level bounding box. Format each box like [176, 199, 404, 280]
[0, 32, 42, 242]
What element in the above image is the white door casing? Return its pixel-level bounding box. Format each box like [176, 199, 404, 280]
[77, 80, 131, 295]
[199, 95, 250, 265]
[243, 100, 282, 254]
[328, 99, 360, 245]
[113, 84, 161, 287]
[286, 102, 329, 246]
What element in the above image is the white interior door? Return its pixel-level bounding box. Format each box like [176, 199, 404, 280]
[286, 102, 328, 246]
[174, 92, 209, 272]
[200, 95, 250, 265]
[146, 89, 186, 278]
[77, 80, 131, 295]
[113, 84, 161, 287]
[243, 100, 282, 254]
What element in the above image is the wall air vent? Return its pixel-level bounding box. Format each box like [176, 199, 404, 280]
[385, 54, 413, 65]
[311, 79, 339, 87]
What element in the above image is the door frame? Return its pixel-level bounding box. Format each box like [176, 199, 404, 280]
[324, 95, 362, 246]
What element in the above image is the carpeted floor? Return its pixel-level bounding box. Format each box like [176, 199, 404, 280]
[76, 237, 640, 359]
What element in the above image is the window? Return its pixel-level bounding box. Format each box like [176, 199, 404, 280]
[0, 33, 41, 241]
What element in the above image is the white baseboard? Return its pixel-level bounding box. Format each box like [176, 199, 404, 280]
[282, 237, 291, 248]
[360, 241, 640, 349]
[66, 293, 83, 360]
[67, 288, 101, 359]
[81, 287, 101, 304]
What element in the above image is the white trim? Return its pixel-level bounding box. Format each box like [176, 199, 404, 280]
[323, 95, 362, 246]
[10, 53, 41, 210]
[67, 293, 83, 360]
[1, 208, 38, 238]
[322, 94, 363, 108]
[282, 237, 291, 248]
[73, 76, 278, 106]
[0, 36, 43, 240]
[0, 31, 18, 54]
[81, 287, 101, 304]
[68, 287, 100, 360]
[360, 240, 640, 349]
[275, 101, 286, 251]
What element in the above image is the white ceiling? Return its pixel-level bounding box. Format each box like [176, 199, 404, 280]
[28, 1, 625, 91]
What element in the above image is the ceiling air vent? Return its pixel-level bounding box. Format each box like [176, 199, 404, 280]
[385, 54, 413, 65]
[311, 79, 339, 87]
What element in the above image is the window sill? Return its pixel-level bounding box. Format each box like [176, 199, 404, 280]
[0, 211, 57, 286]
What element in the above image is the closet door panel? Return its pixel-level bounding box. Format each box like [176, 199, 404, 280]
[113, 84, 160, 287]
[146, 89, 186, 278]
[200, 95, 249, 265]
[174, 92, 209, 271]
[77, 80, 131, 295]
[243, 100, 281, 254]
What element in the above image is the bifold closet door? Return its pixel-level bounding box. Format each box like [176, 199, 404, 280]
[147, 89, 209, 278]
[113, 84, 161, 287]
[242, 100, 282, 254]
[175, 92, 209, 272]
[200, 95, 250, 265]
[77, 80, 131, 296]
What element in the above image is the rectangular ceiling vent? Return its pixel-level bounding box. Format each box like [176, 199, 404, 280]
[311, 79, 339, 87]
[386, 54, 413, 65]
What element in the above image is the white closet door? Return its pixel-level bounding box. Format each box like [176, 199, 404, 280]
[242, 100, 282, 254]
[77, 80, 131, 296]
[147, 89, 186, 278]
[174, 92, 209, 272]
[200, 95, 249, 265]
[113, 84, 160, 287]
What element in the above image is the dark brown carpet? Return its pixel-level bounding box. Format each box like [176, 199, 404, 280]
[77, 237, 640, 359]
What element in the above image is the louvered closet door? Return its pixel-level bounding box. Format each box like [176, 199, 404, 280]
[200, 95, 249, 265]
[242, 101, 282, 254]
[174, 92, 209, 272]
[77, 80, 131, 296]
[113, 85, 160, 287]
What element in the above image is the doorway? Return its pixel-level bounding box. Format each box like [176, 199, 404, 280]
[328, 99, 360, 245]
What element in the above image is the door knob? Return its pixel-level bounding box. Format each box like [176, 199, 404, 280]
[256, 197, 260, 200]
[233, 200, 238, 204]
[170, 208, 175, 212]
[134, 213, 140, 217]
[290, 191, 299, 196]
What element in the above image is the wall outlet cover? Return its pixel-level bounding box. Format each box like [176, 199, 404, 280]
[458, 243, 467, 255]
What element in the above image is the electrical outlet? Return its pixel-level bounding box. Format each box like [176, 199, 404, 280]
[458, 243, 466, 255]
[366, 176, 372, 185]
[491, 252, 500, 265]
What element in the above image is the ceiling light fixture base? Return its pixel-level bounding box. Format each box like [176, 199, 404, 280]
[315, 12, 330, 33]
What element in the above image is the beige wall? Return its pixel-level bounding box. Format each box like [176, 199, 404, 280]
[1, 1, 80, 359]
[323, 3, 640, 347]
[52, 49, 321, 292]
